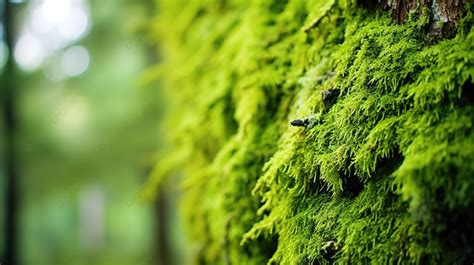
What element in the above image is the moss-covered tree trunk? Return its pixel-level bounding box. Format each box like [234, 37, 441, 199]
[147, 0, 474, 264]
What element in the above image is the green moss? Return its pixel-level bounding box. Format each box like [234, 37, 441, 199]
[147, 0, 474, 263]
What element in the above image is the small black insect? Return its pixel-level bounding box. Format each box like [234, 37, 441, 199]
[290, 119, 310, 127]
[322, 89, 340, 104]
[291, 114, 323, 128]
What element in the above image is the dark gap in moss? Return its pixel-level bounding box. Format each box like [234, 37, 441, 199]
[341, 170, 363, 198]
[320, 241, 338, 264]
[264, 85, 285, 118]
[436, 205, 474, 264]
[457, 77, 474, 107]
[195, 7, 206, 19]
[222, 87, 239, 136]
[377, 151, 403, 177]
[305, 32, 317, 44]
[322, 89, 340, 107]
[365, 38, 383, 59]
[357, 0, 387, 11]
[266, 1, 289, 27]
[282, 58, 292, 68]
[260, 56, 276, 65]
[253, 234, 279, 261]
[399, 67, 420, 89]
[213, 35, 226, 49]
[269, 0, 288, 14]
[432, 83, 471, 113]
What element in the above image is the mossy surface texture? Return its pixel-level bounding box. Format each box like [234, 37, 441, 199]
[148, 0, 474, 264]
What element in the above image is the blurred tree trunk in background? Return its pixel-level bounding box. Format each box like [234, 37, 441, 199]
[2, 1, 18, 265]
[155, 187, 171, 265]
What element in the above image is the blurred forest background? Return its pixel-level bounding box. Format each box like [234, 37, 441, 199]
[0, 0, 183, 264]
[2, 0, 473, 264]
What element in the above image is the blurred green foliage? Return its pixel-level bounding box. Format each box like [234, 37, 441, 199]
[2, 0, 162, 264]
[149, 0, 474, 264]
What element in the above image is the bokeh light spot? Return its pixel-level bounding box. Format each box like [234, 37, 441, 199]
[14, 33, 45, 71]
[61, 45, 90, 77]
[41, 0, 72, 24]
[58, 7, 90, 40]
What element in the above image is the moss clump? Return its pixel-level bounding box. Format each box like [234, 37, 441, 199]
[147, 0, 474, 263]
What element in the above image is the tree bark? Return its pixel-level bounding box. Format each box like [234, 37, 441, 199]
[360, 0, 474, 37]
